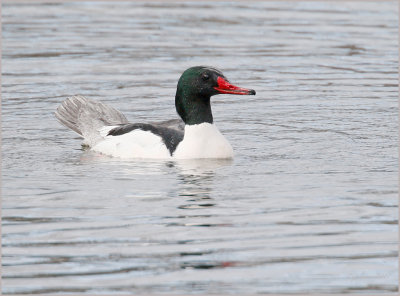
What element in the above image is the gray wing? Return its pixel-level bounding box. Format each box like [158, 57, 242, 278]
[55, 95, 185, 149]
[55, 95, 129, 135]
[55, 95, 129, 146]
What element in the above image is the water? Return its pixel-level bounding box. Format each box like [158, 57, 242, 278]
[2, 1, 398, 294]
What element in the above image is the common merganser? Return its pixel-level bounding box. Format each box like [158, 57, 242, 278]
[55, 66, 256, 159]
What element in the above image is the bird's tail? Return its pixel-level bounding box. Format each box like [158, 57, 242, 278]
[55, 95, 129, 147]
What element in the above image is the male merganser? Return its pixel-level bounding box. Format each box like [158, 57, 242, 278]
[55, 66, 256, 159]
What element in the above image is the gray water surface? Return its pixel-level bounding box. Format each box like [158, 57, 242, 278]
[2, 1, 398, 294]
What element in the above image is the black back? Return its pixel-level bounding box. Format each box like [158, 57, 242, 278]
[107, 123, 184, 156]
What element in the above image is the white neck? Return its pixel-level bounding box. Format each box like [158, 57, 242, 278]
[173, 123, 234, 159]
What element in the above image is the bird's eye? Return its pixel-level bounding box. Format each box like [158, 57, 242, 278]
[202, 74, 210, 81]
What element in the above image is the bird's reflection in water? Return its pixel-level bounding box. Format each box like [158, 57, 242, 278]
[80, 150, 169, 176]
[172, 158, 233, 209]
[79, 151, 233, 210]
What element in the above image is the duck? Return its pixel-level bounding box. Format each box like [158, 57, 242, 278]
[55, 66, 256, 159]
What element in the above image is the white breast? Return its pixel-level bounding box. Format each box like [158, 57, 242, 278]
[173, 123, 234, 159]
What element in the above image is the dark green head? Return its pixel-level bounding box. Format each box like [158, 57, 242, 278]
[175, 66, 256, 125]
